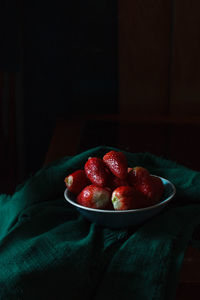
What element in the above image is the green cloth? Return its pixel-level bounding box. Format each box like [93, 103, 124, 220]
[0, 146, 200, 300]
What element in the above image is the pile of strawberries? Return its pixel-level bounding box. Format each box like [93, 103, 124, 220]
[64, 150, 164, 211]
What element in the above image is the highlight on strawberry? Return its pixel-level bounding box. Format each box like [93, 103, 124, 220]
[84, 157, 109, 187]
[103, 150, 128, 180]
[77, 185, 112, 209]
[64, 150, 165, 211]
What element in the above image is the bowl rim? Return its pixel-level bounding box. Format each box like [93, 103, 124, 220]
[64, 175, 176, 214]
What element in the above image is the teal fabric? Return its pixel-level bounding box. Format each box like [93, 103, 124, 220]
[0, 146, 200, 300]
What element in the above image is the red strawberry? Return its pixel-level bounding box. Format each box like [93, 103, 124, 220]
[108, 173, 129, 191]
[103, 150, 128, 180]
[128, 166, 150, 186]
[84, 157, 109, 187]
[77, 184, 112, 209]
[111, 186, 146, 210]
[151, 176, 164, 202]
[64, 170, 90, 194]
[134, 175, 164, 206]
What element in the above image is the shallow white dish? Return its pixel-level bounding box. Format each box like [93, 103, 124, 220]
[64, 176, 176, 229]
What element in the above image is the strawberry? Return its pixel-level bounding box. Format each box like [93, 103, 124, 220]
[111, 186, 146, 210]
[151, 176, 164, 203]
[84, 157, 109, 187]
[133, 175, 164, 206]
[128, 166, 150, 186]
[103, 150, 128, 180]
[108, 173, 129, 191]
[64, 170, 89, 195]
[77, 184, 112, 209]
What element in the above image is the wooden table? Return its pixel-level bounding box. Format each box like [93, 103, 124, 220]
[44, 115, 200, 299]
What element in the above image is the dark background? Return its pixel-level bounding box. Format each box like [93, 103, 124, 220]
[1, 0, 200, 194]
[0, 1, 118, 193]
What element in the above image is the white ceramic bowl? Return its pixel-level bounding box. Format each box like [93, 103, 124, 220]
[64, 176, 176, 229]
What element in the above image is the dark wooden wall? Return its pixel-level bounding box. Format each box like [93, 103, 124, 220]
[171, 0, 200, 115]
[119, 0, 200, 117]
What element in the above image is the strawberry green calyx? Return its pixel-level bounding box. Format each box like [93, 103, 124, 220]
[111, 193, 123, 210]
[65, 175, 73, 187]
[112, 195, 118, 203]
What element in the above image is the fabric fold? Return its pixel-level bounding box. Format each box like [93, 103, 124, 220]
[0, 146, 200, 299]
